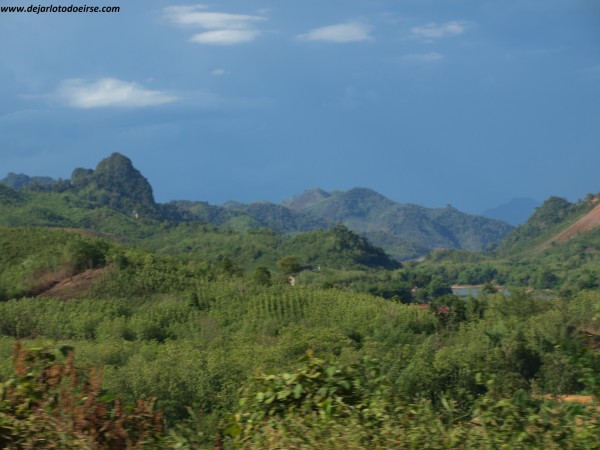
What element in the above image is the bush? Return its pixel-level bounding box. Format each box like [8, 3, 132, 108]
[0, 343, 166, 449]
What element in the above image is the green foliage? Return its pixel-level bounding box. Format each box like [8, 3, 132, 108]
[226, 353, 393, 445]
[0, 228, 115, 300]
[252, 266, 272, 286]
[276, 255, 301, 276]
[0, 184, 24, 206]
[64, 237, 110, 274]
[225, 201, 328, 233]
[238, 352, 384, 419]
[0, 343, 165, 449]
[280, 225, 400, 270]
[225, 354, 600, 449]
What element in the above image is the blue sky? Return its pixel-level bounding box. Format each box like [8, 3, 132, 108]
[1, 0, 599, 213]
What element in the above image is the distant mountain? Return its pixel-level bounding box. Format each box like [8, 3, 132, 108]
[170, 200, 327, 233]
[1, 172, 58, 190]
[481, 197, 540, 226]
[70, 153, 160, 218]
[282, 188, 332, 210]
[166, 200, 245, 226]
[1, 154, 513, 261]
[286, 187, 513, 260]
[224, 201, 327, 233]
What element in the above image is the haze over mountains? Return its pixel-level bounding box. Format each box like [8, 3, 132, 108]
[0, 153, 517, 261]
[481, 198, 540, 226]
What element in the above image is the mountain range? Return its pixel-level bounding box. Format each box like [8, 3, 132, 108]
[1, 152, 513, 260]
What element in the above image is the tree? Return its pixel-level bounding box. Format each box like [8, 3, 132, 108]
[253, 266, 272, 286]
[277, 256, 302, 277]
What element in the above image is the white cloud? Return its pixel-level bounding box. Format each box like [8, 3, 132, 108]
[165, 5, 265, 45]
[404, 52, 443, 62]
[411, 21, 467, 40]
[191, 29, 260, 45]
[297, 22, 372, 43]
[211, 68, 228, 76]
[53, 78, 177, 109]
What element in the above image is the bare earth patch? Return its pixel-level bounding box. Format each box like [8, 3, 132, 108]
[540, 203, 600, 250]
[36, 268, 106, 300]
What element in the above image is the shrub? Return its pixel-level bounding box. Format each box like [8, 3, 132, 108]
[0, 343, 165, 449]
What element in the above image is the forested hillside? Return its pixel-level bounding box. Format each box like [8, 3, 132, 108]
[285, 187, 513, 259]
[0, 246, 598, 448]
[499, 195, 600, 256]
[0, 155, 599, 448]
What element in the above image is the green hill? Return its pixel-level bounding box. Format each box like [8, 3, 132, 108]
[280, 225, 400, 271]
[224, 201, 327, 233]
[0, 227, 113, 300]
[498, 196, 596, 256]
[70, 153, 161, 218]
[287, 188, 512, 260]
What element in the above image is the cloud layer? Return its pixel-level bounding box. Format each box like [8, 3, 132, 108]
[54, 78, 177, 109]
[297, 22, 372, 43]
[165, 5, 265, 45]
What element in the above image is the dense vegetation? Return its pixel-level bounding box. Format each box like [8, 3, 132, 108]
[0, 269, 598, 447]
[0, 154, 599, 448]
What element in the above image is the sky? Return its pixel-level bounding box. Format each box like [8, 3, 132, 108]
[1, 0, 599, 214]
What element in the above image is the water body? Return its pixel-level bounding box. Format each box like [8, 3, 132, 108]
[452, 286, 510, 297]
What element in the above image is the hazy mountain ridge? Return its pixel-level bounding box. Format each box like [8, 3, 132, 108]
[282, 188, 332, 210]
[481, 197, 540, 226]
[284, 188, 513, 260]
[1, 172, 59, 191]
[2, 153, 513, 260]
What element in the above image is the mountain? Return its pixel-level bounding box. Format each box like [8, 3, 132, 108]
[70, 153, 160, 218]
[165, 200, 246, 226]
[282, 188, 332, 210]
[285, 187, 513, 260]
[168, 200, 327, 233]
[280, 224, 400, 270]
[481, 197, 540, 226]
[497, 195, 599, 255]
[0, 160, 398, 273]
[224, 201, 327, 233]
[1, 172, 58, 190]
[1, 154, 513, 261]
